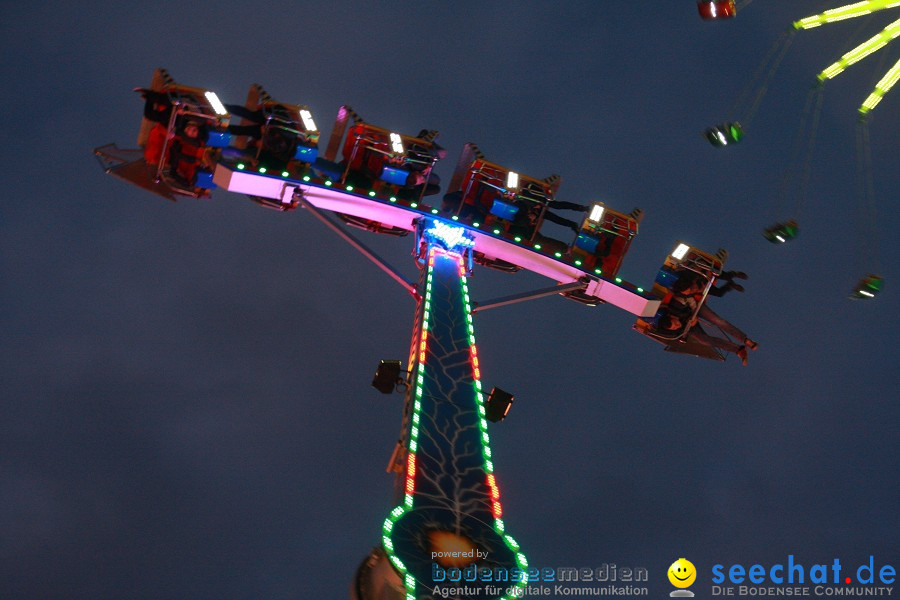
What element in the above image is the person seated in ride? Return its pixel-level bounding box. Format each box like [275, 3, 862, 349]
[144, 122, 169, 168]
[664, 275, 759, 365]
[714, 270, 748, 294]
[401, 131, 443, 195]
[414, 129, 447, 162]
[506, 203, 570, 254]
[224, 102, 293, 136]
[674, 268, 748, 298]
[221, 103, 300, 170]
[258, 126, 298, 172]
[452, 180, 495, 222]
[658, 311, 756, 366]
[540, 207, 582, 235]
[167, 120, 207, 188]
[135, 88, 173, 126]
[508, 202, 540, 240]
[533, 191, 589, 235]
[135, 88, 174, 168]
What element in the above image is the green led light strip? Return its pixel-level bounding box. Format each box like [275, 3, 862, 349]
[380, 247, 528, 600]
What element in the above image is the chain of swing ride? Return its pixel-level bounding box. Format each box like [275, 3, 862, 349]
[699, 0, 890, 299]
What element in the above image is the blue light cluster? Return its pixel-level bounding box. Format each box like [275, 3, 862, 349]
[424, 220, 476, 252]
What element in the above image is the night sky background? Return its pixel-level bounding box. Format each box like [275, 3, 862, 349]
[1, 2, 897, 599]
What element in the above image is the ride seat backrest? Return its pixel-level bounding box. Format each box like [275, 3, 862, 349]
[475, 180, 504, 213]
[460, 164, 502, 208]
[596, 234, 627, 275]
[343, 124, 389, 172]
[655, 266, 680, 290]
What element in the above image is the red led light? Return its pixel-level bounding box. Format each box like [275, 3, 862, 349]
[405, 454, 416, 494]
[487, 477, 500, 500]
[419, 330, 428, 363]
[492, 501, 503, 518]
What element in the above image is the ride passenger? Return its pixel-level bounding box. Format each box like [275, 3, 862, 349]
[167, 120, 207, 189]
[135, 88, 173, 169]
[144, 123, 168, 168]
[665, 271, 758, 364]
[540, 200, 588, 235]
[135, 88, 173, 125]
[224, 103, 298, 171]
[711, 270, 749, 295]
[658, 313, 754, 365]
[674, 268, 748, 297]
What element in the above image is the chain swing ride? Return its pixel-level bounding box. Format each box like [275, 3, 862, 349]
[699, 0, 896, 298]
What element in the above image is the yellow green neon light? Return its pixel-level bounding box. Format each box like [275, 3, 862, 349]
[794, 2, 900, 113]
[860, 57, 900, 112]
[816, 18, 900, 80]
[794, 0, 900, 29]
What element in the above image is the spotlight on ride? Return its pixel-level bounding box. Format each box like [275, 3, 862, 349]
[485, 387, 514, 423]
[372, 360, 405, 394]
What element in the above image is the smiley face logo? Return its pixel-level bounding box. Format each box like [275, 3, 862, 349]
[668, 558, 697, 588]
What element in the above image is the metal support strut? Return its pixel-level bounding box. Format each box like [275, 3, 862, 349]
[472, 280, 587, 313]
[295, 189, 418, 298]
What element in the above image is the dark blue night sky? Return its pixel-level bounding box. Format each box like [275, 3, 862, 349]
[1, 2, 896, 598]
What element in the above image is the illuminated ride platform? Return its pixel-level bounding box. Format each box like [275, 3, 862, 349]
[212, 161, 659, 317]
[96, 70, 751, 600]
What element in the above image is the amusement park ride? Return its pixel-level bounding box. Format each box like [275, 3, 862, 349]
[96, 68, 754, 600]
[699, 0, 893, 300]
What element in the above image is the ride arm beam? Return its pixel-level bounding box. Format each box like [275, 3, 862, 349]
[472, 281, 587, 313]
[816, 17, 900, 80]
[860, 56, 900, 113]
[296, 192, 418, 298]
[794, 0, 900, 29]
